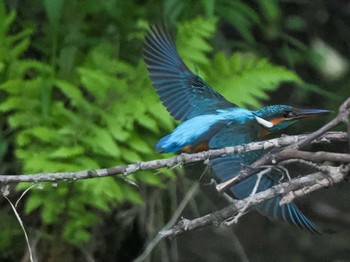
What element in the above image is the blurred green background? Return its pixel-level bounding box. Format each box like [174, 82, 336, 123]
[0, 0, 349, 261]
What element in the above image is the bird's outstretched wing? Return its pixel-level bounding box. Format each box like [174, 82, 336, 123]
[209, 123, 320, 233]
[143, 25, 235, 121]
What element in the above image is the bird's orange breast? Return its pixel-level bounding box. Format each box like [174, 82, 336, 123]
[260, 128, 271, 138]
[181, 141, 209, 153]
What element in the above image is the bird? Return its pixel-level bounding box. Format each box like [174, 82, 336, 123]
[143, 25, 330, 233]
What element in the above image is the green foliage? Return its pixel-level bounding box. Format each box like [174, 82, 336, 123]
[0, 6, 172, 244]
[205, 52, 302, 108]
[1, 1, 345, 260]
[0, 208, 24, 258]
[0, 3, 306, 246]
[162, 0, 262, 45]
[0, 2, 33, 174]
[177, 18, 217, 65]
[217, 0, 260, 44]
[176, 18, 302, 108]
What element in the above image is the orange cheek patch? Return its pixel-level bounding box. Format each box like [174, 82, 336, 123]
[270, 117, 285, 125]
[260, 117, 289, 137]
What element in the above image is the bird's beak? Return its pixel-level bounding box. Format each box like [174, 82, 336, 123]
[295, 108, 332, 119]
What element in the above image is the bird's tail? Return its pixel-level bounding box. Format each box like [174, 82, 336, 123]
[256, 196, 321, 233]
[232, 174, 320, 233]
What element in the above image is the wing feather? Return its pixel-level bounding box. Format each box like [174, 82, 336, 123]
[144, 25, 235, 121]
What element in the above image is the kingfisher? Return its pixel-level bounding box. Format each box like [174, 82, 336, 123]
[143, 25, 330, 233]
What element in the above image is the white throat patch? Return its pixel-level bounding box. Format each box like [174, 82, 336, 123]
[254, 116, 273, 128]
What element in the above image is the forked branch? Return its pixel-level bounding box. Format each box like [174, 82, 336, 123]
[160, 164, 349, 238]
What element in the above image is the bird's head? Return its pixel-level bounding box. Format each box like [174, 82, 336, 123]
[254, 105, 331, 136]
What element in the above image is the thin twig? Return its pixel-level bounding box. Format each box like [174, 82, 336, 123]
[276, 150, 350, 163]
[134, 182, 199, 262]
[224, 168, 270, 226]
[15, 184, 37, 208]
[4, 195, 34, 262]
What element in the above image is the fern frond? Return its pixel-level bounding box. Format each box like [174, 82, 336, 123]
[204, 52, 302, 108]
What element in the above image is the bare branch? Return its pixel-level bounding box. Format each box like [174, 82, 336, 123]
[160, 164, 349, 238]
[0, 131, 347, 184]
[276, 150, 350, 163]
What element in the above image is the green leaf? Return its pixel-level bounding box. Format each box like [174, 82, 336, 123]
[148, 108, 174, 131]
[136, 171, 164, 187]
[44, 0, 64, 27]
[54, 79, 87, 107]
[0, 79, 23, 94]
[217, 1, 258, 43]
[17, 126, 61, 146]
[122, 184, 144, 205]
[78, 68, 113, 101]
[256, 0, 280, 23]
[74, 157, 100, 169]
[158, 168, 176, 179]
[24, 192, 44, 214]
[11, 37, 30, 58]
[41, 193, 65, 224]
[62, 212, 97, 244]
[0, 97, 23, 112]
[128, 134, 154, 155]
[205, 52, 302, 108]
[111, 126, 131, 142]
[1, 10, 16, 34]
[83, 126, 121, 158]
[9, 112, 40, 129]
[121, 147, 141, 163]
[14, 60, 53, 78]
[136, 114, 158, 133]
[50, 146, 85, 159]
[178, 18, 216, 68]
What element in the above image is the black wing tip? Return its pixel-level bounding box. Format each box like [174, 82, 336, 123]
[143, 23, 174, 53]
[149, 23, 170, 35]
[143, 23, 181, 72]
[299, 217, 322, 234]
[287, 203, 321, 234]
[258, 199, 322, 234]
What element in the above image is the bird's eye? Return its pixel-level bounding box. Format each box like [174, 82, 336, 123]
[283, 111, 295, 118]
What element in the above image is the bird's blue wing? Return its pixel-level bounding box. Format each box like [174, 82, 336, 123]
[209, 123, 320, 233]
[143, 25, 235, 121]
